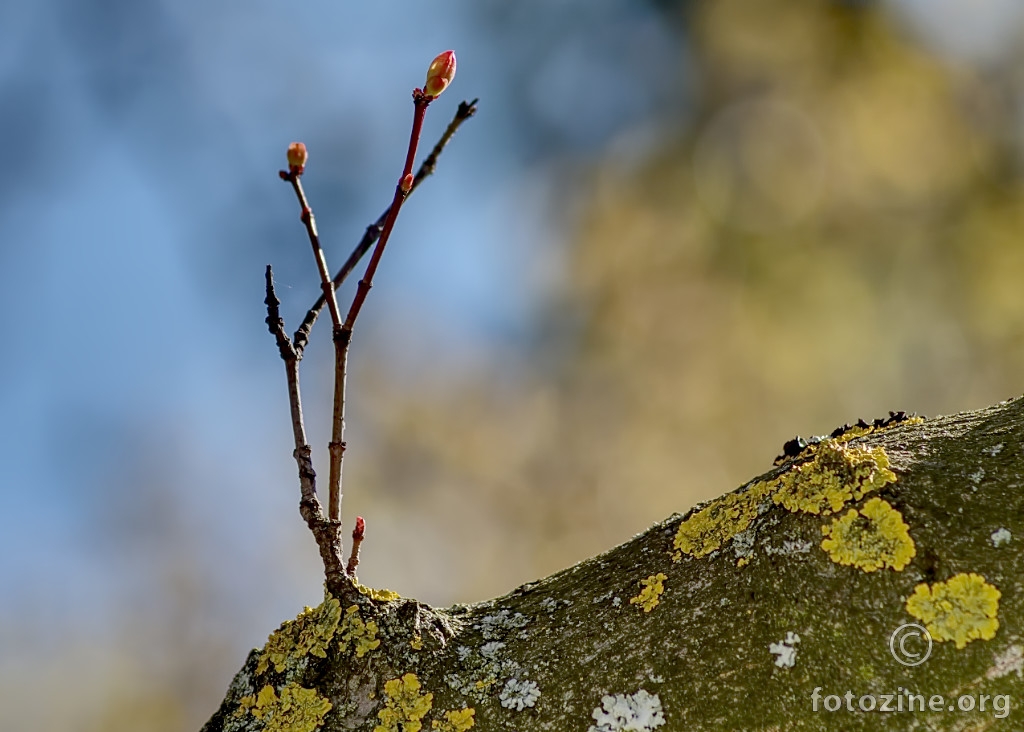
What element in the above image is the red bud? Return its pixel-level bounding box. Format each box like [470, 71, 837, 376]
[352, 516, 365, 541]
[424, 50, 456, 98]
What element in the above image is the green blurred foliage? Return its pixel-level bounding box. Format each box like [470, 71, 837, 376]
[350, 0, 1024, 607]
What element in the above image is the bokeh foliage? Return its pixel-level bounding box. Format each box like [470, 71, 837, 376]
[350, 0, 1024, 608]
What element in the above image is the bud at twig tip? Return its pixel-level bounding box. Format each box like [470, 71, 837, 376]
[286, 142, 308, 173]
[353, 516, 366, 541]
[424, 50, 456, 98]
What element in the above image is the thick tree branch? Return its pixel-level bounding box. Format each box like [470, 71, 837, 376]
[205, 395, 1024, 731]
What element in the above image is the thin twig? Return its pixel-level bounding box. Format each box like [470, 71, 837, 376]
[346, 516, 365, 577]
[264, 266, 348, 594]
[286, 176, 344, 331]
[339, 90, 430, 338]
[292, 98, 479, 353]
[280, 169, 351, 530]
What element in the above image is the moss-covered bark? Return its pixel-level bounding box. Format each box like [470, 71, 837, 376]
[203, 396, 1024, 731]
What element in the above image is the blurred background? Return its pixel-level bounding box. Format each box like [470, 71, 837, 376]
[3, 0, 1024, 729]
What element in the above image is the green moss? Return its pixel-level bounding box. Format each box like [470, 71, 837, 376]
[629, 573, 668, 612]
[673, 440, 897, 560]
[338, 604, 381, 658]
[374, 673, 433, 732]
[820, 498, 915, 572]
[234, 683, 331, 732]
[905, 573, 1001, 649]
[256, 592, 342, 675]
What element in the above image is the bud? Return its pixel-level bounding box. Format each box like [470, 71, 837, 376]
[286, 142, 308, 173]
[352, 516, 365, 541]
[399, 173, 414, 193]
[424, 50, 456, 98]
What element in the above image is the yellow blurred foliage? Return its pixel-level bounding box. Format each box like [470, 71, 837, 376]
[351, 1, 1024, 606]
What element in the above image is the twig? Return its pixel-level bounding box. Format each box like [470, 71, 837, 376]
[292, 99, 479, 354]
[339, 89, 431, 340]
[279, 168, 351, 531]
[264, 266, 348, 592]
[346, 516, 365, 577]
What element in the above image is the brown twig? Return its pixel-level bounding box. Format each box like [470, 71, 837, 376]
[292, 99, 479, 354]
[264, 266, 348, 593]
[279, 172, 350, 547]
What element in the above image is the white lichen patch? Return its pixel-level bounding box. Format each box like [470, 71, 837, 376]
[983, 443, 1005, 457]
[480, 641, 505, 660]
[763, 539, 813, 556]
[476, 609, 530, 640]
[970, 468, 986, 485]
[589, 689, 665, 732]
[769, 632, 801, 668]
[987, 645, 1024, 680]
[991, 528, 1012, 547]
[499, 678, 541, 711]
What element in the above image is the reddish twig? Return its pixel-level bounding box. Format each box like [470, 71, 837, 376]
[346, 516, 365, 577]
[292, 98, 478, 354]
[338, 89, 431, 342]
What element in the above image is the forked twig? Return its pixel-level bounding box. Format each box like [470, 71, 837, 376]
[264, 266, 347, 592]
[266, 52, 463, 590]
[292, 98, 478, 354]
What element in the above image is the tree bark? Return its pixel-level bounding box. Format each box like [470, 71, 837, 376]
[202, 395, 1024, 731]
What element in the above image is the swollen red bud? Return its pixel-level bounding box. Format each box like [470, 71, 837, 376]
[424, 50, 456, 98]
[286, 142, 307, 173]
[400, 173, 414, 193]
[352, 516, 365, 541]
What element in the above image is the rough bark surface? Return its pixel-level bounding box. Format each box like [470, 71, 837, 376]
[202, 396, 1024, 731]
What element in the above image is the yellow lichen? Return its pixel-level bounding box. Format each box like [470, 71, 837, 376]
[820, 498, 915, 572]
[375, 673, 433, 732]
[257, 592, 342, 674]
[356, 582, 402, 603]
[629, 573, 668, 612]
[410, 635, 424, 650]
[338, 604, 381, 658]
[773, 442, 896, 515]
[672, 440, 897, 560]
[432, 708, 476, 731]
[906, 573, 1001, 649]
[672, 480, 773, 559]
[234, 683, 331, 732]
